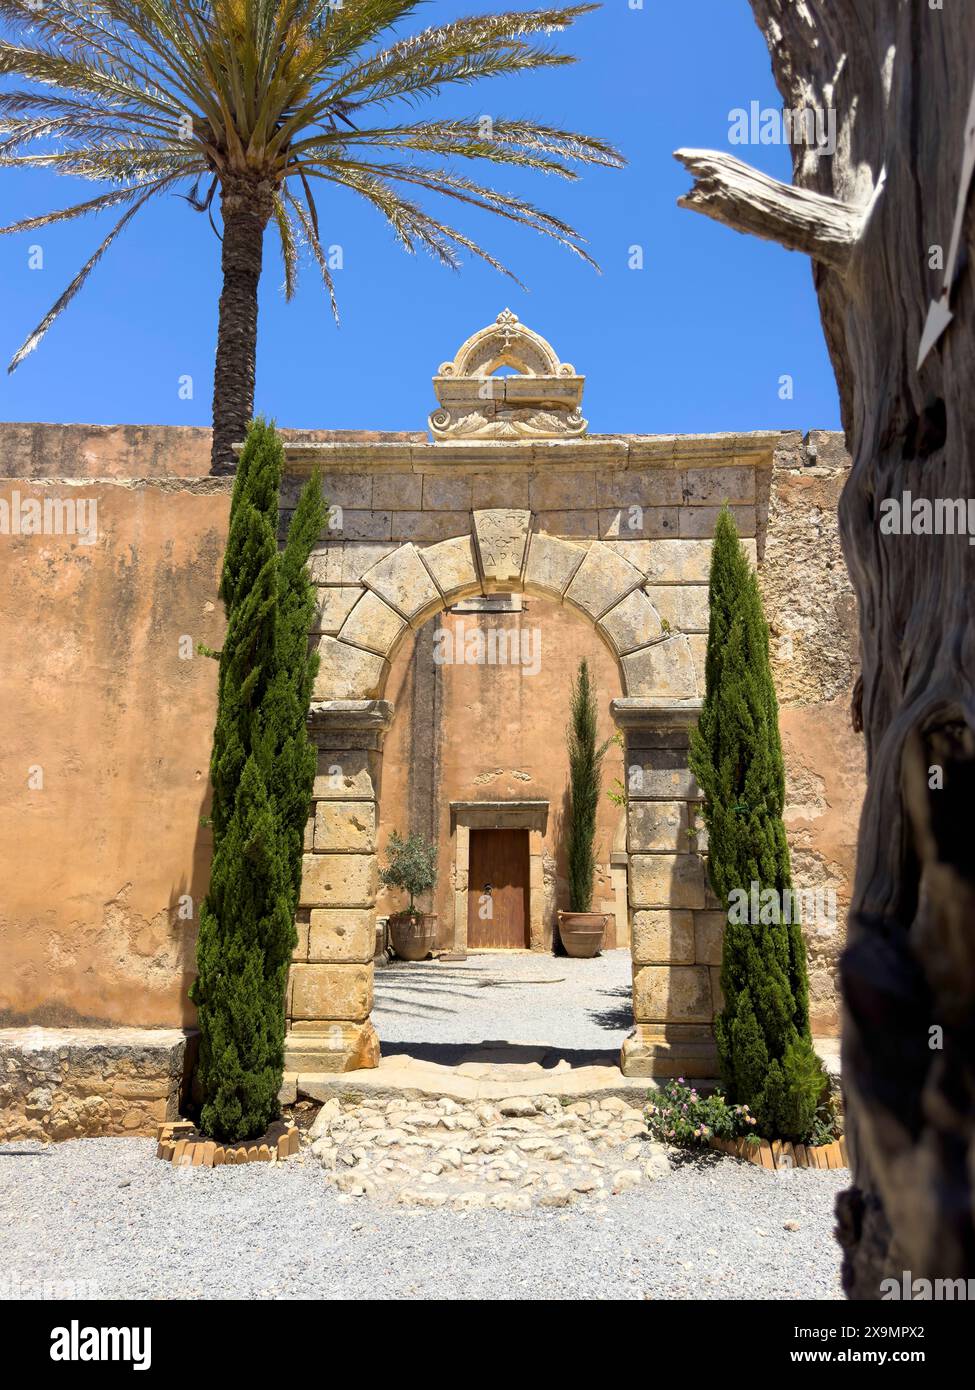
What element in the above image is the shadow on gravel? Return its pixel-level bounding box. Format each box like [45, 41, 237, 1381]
[666, 1147, 727, 1172]
[587, 984, 633, 1031]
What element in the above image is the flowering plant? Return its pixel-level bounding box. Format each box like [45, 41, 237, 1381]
[644, 1077, 758, 1146]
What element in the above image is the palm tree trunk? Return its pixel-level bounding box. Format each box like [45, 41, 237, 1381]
[210, 178, 272, 476]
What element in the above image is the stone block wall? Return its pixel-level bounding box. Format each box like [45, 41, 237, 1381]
[285, 707, 386, 1073]
[291, 434, 770, 708]
[616, 705, 721, 1079]
[282, 428, 862, 1074]
[0, 1027, 194, 1141]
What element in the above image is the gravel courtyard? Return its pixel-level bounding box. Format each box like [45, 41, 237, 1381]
[1, 953, 846, 1301]
[373, 948, 634, 1059]
[0, 1136, 844, 1301]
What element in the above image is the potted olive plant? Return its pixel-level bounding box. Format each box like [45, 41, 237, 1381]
[558, 659, 613, 958]
[379, 830, 439, 961]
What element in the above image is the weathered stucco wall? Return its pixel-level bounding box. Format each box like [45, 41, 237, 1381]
[0, 467, 228, 1028]
[761, 431, 864, 1035]
[0, 425, 423, 1034]
[377, 598, 627, 947]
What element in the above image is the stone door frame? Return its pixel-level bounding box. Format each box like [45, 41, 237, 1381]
[450, 800, 549, 954]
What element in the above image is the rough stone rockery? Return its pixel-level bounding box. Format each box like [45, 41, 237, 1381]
[305, 1091, 670, 1211]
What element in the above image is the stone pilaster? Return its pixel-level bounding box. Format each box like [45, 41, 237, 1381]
[284, 700, 391, 1074]
[612, 698, 720, 1080]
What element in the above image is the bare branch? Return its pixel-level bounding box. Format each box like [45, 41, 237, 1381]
[674, 147, 869, 271]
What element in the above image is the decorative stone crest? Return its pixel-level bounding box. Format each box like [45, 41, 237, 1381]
[429, 309, 587, 440]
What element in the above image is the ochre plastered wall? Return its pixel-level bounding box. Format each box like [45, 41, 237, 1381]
[0, 425, 417, 1029]
[0, 465, 227, 1027]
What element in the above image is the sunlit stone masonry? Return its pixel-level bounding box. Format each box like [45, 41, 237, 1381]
[280, 311, 862, 1082]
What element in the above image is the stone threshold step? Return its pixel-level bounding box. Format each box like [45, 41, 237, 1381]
[282, 1058, 695, 1106]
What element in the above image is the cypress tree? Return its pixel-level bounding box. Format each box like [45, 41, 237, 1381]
[566, 658, 611, 912]
[689, 508, 823, 1140]
[191, 419, 325, 1142]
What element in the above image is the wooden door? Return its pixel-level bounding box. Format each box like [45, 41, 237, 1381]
[467, 829, 530, 949]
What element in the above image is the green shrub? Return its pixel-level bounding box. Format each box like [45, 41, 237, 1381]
[191, 419, 325, 1142]
[689, 507, 825, 1141]
[645, 1078, 757, 1147]
[806, 1093, 843, 1148]
[379, 831, 437, 915]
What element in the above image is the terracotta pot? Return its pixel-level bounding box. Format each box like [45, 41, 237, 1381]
[557, 911, 607, 958]
[389, 912, 439, 962]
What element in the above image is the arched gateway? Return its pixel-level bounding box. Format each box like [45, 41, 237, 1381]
[282, 312, 770, 1083]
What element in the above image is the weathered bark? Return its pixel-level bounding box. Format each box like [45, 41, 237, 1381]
[678, 1, 975, 1295]
[210, 178, 273, 476]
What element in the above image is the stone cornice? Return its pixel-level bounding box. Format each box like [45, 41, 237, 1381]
[450, 799, 550, 831]
[610, 698, 704, 728]
[307, 699, 394, 731]
[280, 431, 787, 475]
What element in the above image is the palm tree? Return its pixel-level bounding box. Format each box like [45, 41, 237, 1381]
[0, 0, 622, 473]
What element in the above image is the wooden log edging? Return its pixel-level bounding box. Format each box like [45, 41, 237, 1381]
[156, 1119, 299, 1166]
[708, 1134, 848, 1170]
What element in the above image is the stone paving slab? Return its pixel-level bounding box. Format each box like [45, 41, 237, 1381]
[289, 1050, 662, 1106]
[284, 1036, 840, 1107]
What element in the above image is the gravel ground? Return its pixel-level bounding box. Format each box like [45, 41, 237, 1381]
[0, 1137, 845, 1301]
[374, 949, 633, 1057]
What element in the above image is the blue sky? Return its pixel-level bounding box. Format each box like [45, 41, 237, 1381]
[0, 1, 841, 435]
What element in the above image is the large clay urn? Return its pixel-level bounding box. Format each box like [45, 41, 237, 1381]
[557, 911, 607, 959]
[388, 912, 439, 962]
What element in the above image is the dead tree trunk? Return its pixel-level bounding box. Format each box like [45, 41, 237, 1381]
[677, 1, 975, 1296]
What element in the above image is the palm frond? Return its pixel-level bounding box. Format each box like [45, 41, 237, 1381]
[7, 175, 177, 373]
[308, 164, 525, 285]
[0, 40, 183, 119]
[286, 187, 339, 323]
[0, 183, 162, 236]
[0, 147, 202, 179]
[272, 192, 299, 300]
[292, 116, 623, 176]
[337, 157, 588, 237]
[268, 5, 598, 151]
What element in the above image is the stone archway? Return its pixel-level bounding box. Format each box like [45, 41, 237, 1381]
[276, 307, 770, 1084]
[314, 510, 699, 702]
[285, 505, 719, 1082]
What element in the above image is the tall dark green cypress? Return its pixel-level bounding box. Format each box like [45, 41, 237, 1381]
[191, 418, 325, 1142]
[566, 658, 610, 912]
[689, 508, 823, 1140]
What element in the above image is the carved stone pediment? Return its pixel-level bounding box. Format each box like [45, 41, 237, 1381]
[429, 309, 587, 440]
